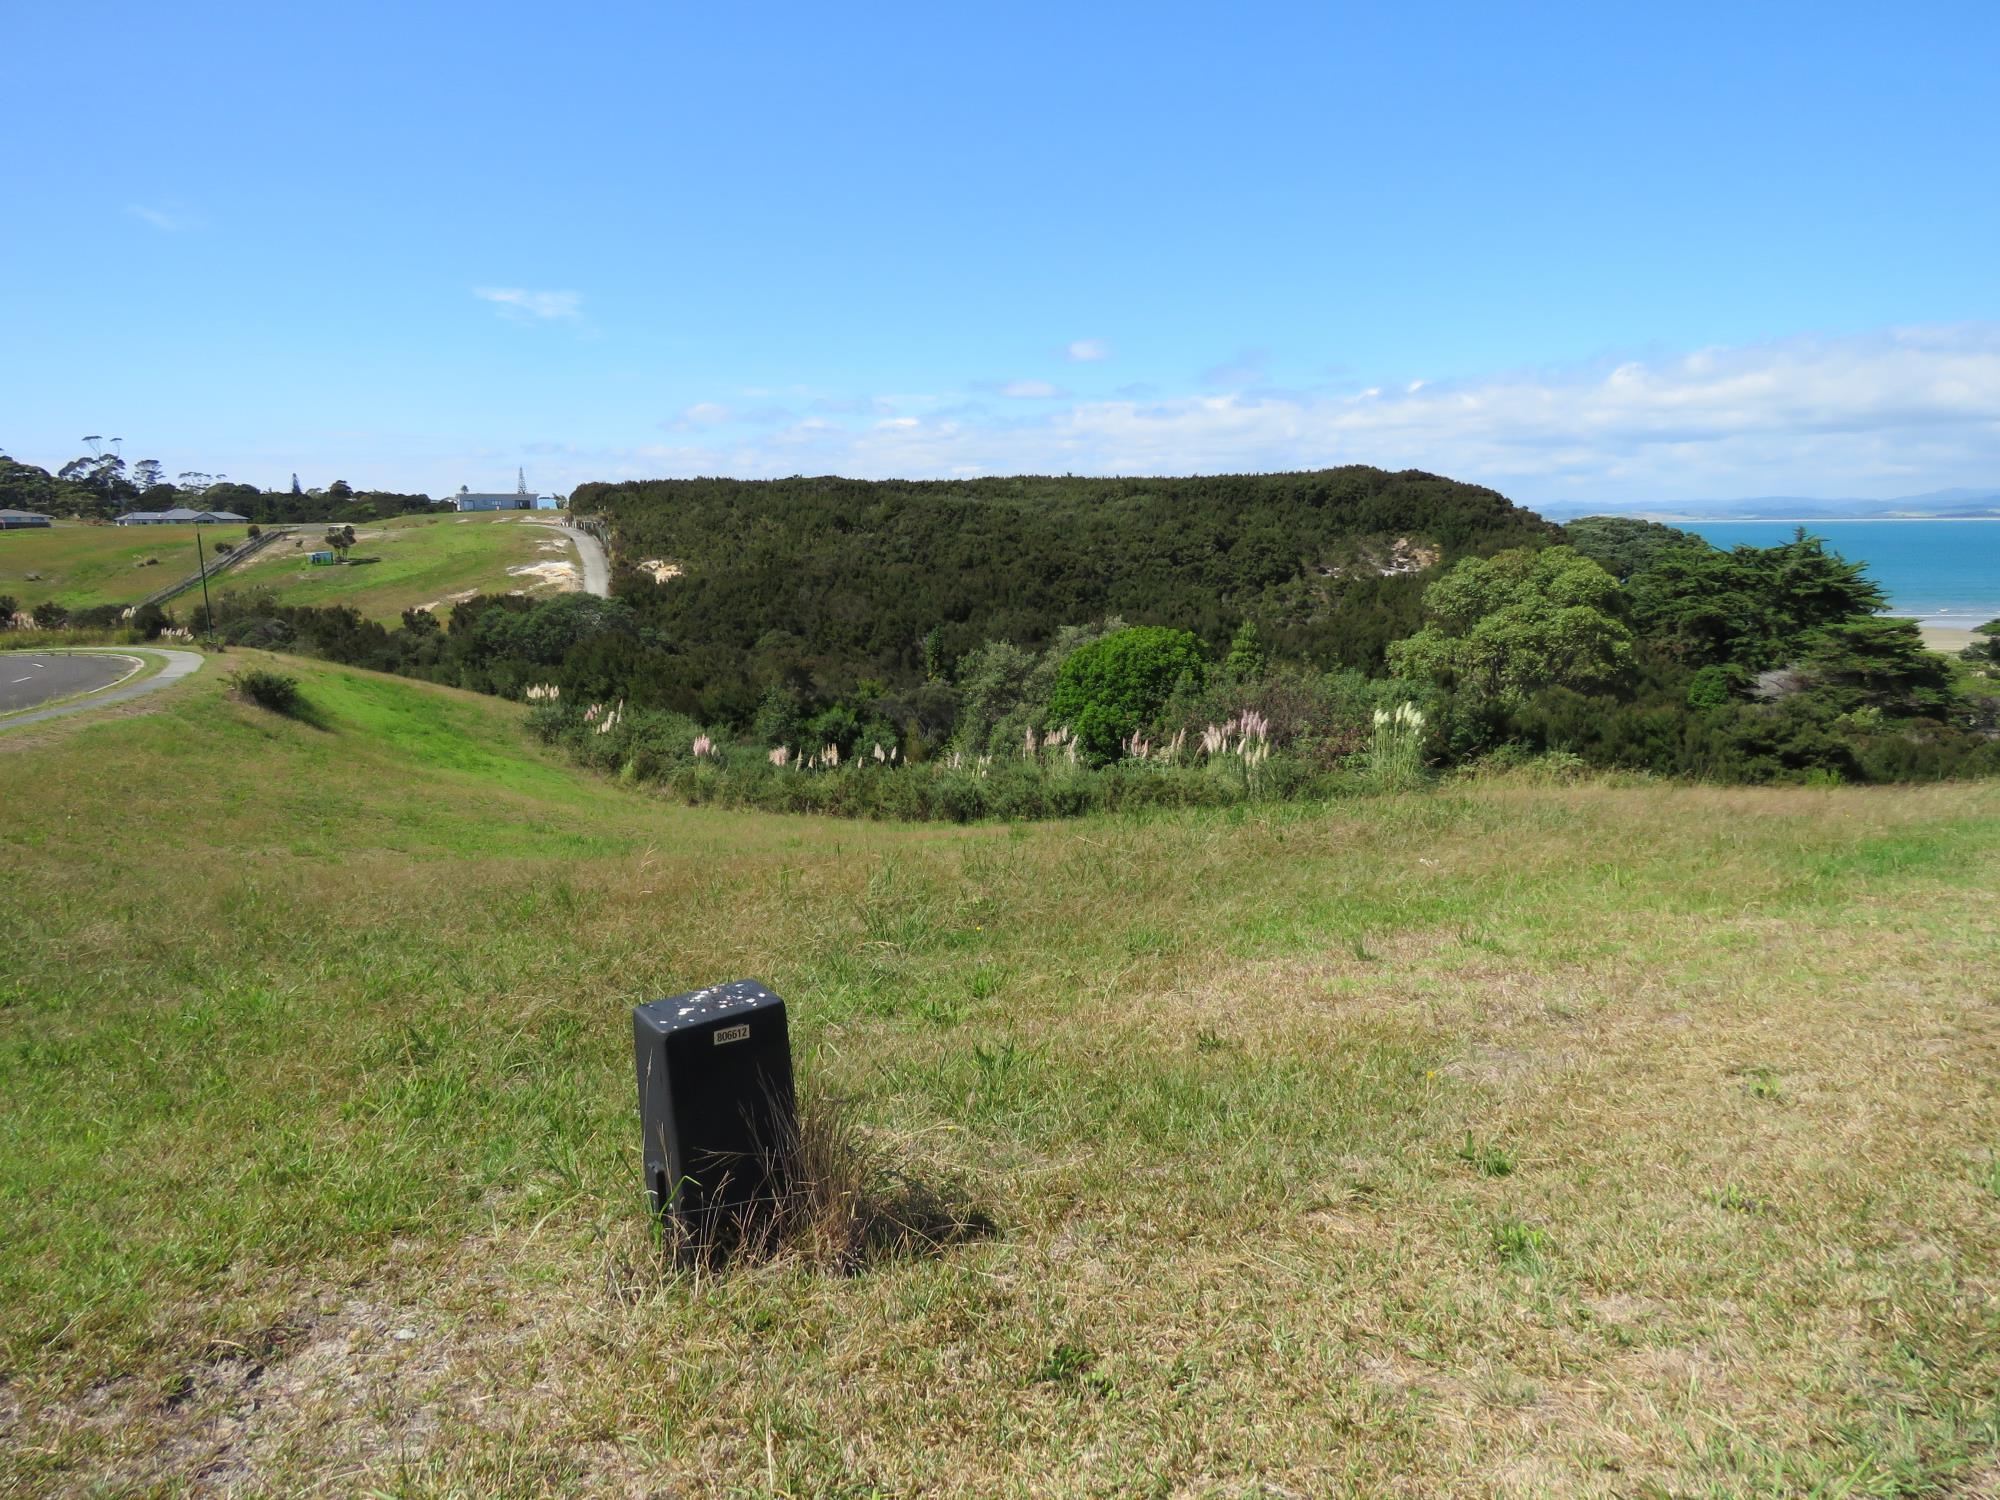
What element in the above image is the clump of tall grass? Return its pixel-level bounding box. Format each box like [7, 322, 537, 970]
[642, 1085, 992, 1279]
[1368, 701, 1428, 790]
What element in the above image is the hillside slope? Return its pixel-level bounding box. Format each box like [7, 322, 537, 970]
[0, 512, 578, 623]
[0, 520, 256, 611]
[2, 656, 1998, 1495]
[572, 467, 1558, 688]
[205, 512, 583, 622]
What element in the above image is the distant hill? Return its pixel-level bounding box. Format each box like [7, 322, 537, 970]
[1538, 487, 2000, 522]
[569, 467, 1557, 701]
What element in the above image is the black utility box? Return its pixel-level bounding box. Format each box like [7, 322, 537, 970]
[633, 980, 797, 1235]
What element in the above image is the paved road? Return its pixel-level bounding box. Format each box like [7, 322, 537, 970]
[0, 653, 139, 713]
[564, 524, 611, 597]
[0, 649, 206, 731]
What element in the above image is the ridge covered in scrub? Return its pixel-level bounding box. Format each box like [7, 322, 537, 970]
[568, 466, 1557, 700]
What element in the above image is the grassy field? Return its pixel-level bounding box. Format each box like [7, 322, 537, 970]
[206, 513, 580, 622]
[2, 654, 1997, 1496]
[0, 513, 575, 621]
[0, 523, 255, 611]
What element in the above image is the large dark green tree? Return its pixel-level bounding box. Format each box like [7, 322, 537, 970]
[1387, 547, 1633, 700]
[1627, 532, 1886, 669]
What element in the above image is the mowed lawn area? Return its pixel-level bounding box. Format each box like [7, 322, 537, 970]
[207, 512, 579, 622]
[2, 654, 1997, 1496]
[0, 522, 254, 611]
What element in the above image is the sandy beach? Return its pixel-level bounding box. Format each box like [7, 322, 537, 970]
[1916, 624, 1979, 653]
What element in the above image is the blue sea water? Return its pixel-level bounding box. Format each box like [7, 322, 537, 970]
[1678, 520, 2000, 627]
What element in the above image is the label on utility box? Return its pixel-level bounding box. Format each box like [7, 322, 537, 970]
[713, 1024, 751, 1045]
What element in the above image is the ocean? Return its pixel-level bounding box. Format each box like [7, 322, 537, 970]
[1678, 520, 2000, 627]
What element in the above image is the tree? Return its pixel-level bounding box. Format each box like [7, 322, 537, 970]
[291, 473, 303, 495]
[0, 594, 16, 628]
[328, 480, 353, 500]
[1047, 626, 1208, 762]
[1223, 620, 1267, 682]
[1386, 547, 1633, 701]
[323, 524, 356, 560]
[33, 601, 69, 629]
[1627, 533, 1887, 669]
[1795, 618, 1954, 719]
[1562, 515, 1709, 581]
[131, 459, 164, 491]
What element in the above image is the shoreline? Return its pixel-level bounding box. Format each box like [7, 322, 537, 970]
[1640, 515, 2000, 524]
[1914, 625, 1978, 652]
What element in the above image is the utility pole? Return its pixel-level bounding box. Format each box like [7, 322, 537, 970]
[195, 522, 215, 635]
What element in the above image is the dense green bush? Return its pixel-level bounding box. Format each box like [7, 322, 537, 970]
[1046, 626, 1208, 763]
[230, 668, 307, 718]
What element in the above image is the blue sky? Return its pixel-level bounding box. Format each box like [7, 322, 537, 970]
[5, 1, 1998, 504]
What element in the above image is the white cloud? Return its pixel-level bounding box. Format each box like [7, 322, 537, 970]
[127, 204, 191, 232]
[588, 326, 2000, 506]
[1000, 379, 1061, 399]
[656, 402, 736, 433]
[1201, 348, 1271, 388]
[473, 287, 583, 321]
[221, 324, 1995, 505]
[1066, 339, 1111, 362]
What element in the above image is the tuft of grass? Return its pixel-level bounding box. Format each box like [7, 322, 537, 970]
[634, 1085, 993, 1281]
[1491, 1218, 1551, 1267]
[1030, 1341, 1118, 1398]
[1455, 1133, 1516, 1177]
[1711, 1183, 1775, 1215]
[1740, 1064, 1787, 1102]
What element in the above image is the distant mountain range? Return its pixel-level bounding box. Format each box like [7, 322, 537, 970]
[1538, 488, 2000, 522]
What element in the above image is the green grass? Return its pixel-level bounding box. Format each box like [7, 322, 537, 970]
[0, 521, 254, 609]
[204, 512, 577, 621]
[0, 512, 575, 622]
[2, 653, 1998, 1496]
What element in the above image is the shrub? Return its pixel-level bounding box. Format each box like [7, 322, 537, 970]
[32, 601, 69, 629]
[1685, 664, 1736, 709]
[1046, 626, 1207, 763]
[231, 668, 307, 717]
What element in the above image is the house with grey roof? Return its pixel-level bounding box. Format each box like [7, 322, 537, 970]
[0, 509, 52, 529]
[114, 508, 251, 526]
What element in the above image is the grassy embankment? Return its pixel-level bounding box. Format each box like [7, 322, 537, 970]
[1, 513, 574, 622]
[2, 653, 1997, 1496]
[0, 523, 254, 610]
[207, 513, 579, 622]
